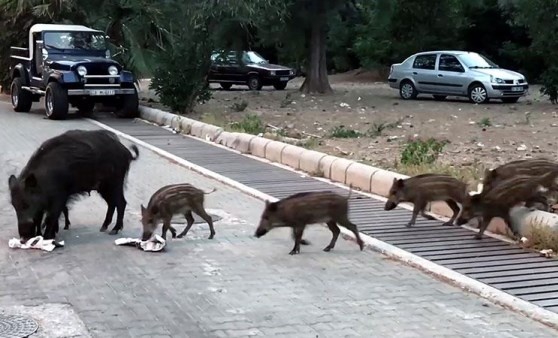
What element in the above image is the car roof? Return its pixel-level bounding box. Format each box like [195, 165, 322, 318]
[30, 24, 102, 34]
[414, 50, 477, 56]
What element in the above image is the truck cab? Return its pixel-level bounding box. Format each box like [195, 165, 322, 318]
[9, 23, 139, 120]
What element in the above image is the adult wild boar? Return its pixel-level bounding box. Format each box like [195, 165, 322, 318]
[8, 129, 139, 241]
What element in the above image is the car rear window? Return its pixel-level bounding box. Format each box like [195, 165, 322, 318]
[412, 54, 437, 70]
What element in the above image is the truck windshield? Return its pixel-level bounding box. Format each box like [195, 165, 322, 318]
[43, 31, 107, 51]
[242, 51, 267, 64]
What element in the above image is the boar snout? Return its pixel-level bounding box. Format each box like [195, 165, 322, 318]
[141, 231, 153, 241]
[384, 200, 397, 211]
[254, 227, 268, 238]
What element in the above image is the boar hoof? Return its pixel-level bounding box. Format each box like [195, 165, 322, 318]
[323, 246, 333, 252]
[109, 229, 120, 235]
[358, 240, 364, 251]
[405, 223, 413, 228]
[300, 239, 310, 245]
[99, 226, 108, 232]
[289, 249, 300, 255]
[208, 233, 215, 240]
[474, 234, 483, 240]
[442, 221, 454, 226]
[177, 234, 185, 239]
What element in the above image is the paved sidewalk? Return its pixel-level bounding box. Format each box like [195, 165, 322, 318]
[0, 102, 556, 337]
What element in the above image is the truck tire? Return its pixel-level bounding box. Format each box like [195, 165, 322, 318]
[10, 77, 33, 112]
[45, 81, 69, 120]
[115, 87, 139, 118]
[273, 82, 287, 90]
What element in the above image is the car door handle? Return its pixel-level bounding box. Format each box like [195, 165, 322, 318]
[412, 72, 418, 75]
[437, 74, 443, 77]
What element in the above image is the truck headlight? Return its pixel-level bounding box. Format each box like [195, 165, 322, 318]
[108, 65, 118, 75]
[77, 66, 87, 76]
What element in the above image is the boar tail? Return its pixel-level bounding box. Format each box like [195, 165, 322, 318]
[129, 144, 140, 160]
[202, 187, 217, 194]
[346, 183, 353, 200]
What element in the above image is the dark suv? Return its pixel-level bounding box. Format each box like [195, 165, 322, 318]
[9, 23, 139, 120]
[208, 50, 296, 91]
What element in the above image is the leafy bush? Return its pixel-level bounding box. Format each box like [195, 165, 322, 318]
[230, 114, 265, 134]
[400, 138, 449, 166]
[149, 27, 212, 114]
[330, 126, 363, 138]
[540, 67, 558, 104]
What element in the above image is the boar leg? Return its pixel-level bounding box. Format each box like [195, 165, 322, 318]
[33, 211, 44, 237]
[193, 204, 216, 239]
[289, 226, 305, 255]
[161, 218, 176, 240]
[407, 200, 427, 227]
[291, 230, 310, 245]
[338, 217, 365, 251]
[475, 215, 494, 240]
[442, 199, 461, 226]
[43, 204, 66, 240]
[98, 186, 117, 233]
[323, 221, 340, 252]
[419, 210, 437, 221]
[177, 211, 195, 239]
[63, 206, 71, 230]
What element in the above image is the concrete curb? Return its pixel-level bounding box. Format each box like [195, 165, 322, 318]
[88, 116, 558, 331]
[137, 105, 558, 236]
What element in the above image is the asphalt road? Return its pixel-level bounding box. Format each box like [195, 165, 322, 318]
[0, 99, 557, 338]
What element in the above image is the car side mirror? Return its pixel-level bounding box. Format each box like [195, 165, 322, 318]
[105, 35, 110, 39]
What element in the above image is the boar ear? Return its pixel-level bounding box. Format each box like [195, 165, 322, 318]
[265, 200, 270, 206]
[24, 174, 39, 190]
[267, 202, 278, 212]
[395, 178, 404, 187]
[140, 204, 146, 213]
[8, 175, 18, 190]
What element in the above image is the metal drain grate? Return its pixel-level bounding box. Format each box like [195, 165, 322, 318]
[0, 314, 38, 338]
[98, 117, 558, 313]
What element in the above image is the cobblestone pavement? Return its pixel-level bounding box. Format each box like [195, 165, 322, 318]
[0, 102, 557, 337]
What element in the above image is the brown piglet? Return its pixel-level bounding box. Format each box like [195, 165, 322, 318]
[456, 169, 558, 239]
[254, 185, 364, 255]
[384, 173, 468, 227]
[141, 183, 216, 241]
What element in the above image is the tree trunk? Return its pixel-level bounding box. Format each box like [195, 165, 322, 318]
[300, 0, 332, 94]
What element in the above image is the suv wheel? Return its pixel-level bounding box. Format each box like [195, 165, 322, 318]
[399, 81, 418, 100]
[273, 82, 287, 90]
[247, 76, 262, 91]
[45, 81, 69, 120]
[10, 77, 33, 112]
[220, 83, 232, 90]
[76, 99, 96, 117]
[468, 83, 489, 104]
[115, 87, 139, 118]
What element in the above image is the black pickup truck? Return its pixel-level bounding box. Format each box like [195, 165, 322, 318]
[8, 23, 139, 120]
[208, 50, 297, 91]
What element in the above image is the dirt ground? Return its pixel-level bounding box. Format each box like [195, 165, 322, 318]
[139, 69, 558, 186]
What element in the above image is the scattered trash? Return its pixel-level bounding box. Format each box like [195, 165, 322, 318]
[516, 144, 528, 151]
[8, 236, 64, 252]
[540, 249, 554, 258]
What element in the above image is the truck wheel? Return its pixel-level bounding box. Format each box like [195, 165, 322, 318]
[115, 87, 139, 118]
[10, 77, 33, 112]
[220, 83, 232, 90]
[247, 76, 262, 91]
[45, 82, 69, 120]
[76, 99, 96, 117]
[273, 82, 287, 90]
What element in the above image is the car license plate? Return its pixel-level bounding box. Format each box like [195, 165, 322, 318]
[90, 89, 116, 96]
[511, 86, 523, 92]
[280, 77, 289, 81]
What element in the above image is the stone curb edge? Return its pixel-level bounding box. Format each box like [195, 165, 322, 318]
[88, 116, 558, 331]
[137, 105, 558, 236]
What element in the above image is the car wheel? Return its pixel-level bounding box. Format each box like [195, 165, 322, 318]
[433, 95, 447, 101]
[115, 87, 139, 118]
[399, 81, 418, 100]
[45, 81, 69, 120]
[76, 99, 96, 117]
[10, 77, 33, 112]
[273, 82, 288, 90]
[468, 83, 489, 104]
[502, 97, 520, 103]
[220, 83, 232, 90]
[247, 76, 262, 91]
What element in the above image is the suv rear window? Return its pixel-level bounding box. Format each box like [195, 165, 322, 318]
[413, 54, 437, 70]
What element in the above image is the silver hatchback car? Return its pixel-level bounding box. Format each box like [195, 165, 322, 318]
[388, 50, 529, 103]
